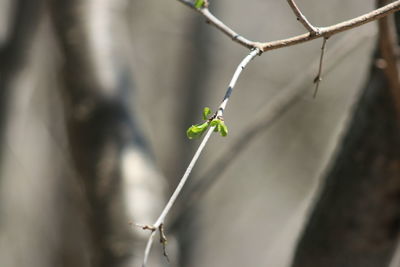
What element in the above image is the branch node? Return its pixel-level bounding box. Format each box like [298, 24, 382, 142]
[312, 27, 322, 36]
[253, 47, 263, 56]
[313, 76, 322, 84]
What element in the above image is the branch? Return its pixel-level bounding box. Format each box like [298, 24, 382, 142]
[177, 0, 260, 49]
[170, 27, 375, 230]
[142, 231, 156, 267]
[177, 0, 400, 52]
[286, 0, 319, 34]
[140, 48, 260, 267]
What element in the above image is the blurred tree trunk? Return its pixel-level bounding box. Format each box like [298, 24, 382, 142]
[49, 1, 167, 266]
[0, 0, 43, 156]
[291, 8, 400, 267]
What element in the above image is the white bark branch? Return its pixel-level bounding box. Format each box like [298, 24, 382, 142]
[140, 48, 260, 267]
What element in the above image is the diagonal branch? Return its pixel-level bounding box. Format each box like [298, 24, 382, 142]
[177, 0, 260, 49]
[140, 48, 260, 267]
[287, 0, 319, 34]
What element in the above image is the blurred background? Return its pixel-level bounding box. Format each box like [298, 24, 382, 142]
[1, 0, 400, 267]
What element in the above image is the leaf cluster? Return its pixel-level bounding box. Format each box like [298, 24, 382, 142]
[186, 107, 228, 139]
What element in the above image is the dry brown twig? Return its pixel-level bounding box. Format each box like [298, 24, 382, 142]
[313, 37, 328, 98]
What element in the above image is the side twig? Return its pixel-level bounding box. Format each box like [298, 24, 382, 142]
[313, 37, 328, 98]
[177, 0, 260, 49]
[140, 48, 260, 267]
[287, 0, 319, 34]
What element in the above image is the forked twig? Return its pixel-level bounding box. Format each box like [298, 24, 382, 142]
[170, 27, 375, 229]
[313, 37, 328, 98]
[177, 0, 400, 52]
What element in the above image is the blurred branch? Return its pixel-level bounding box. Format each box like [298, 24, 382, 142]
[286, 0, 319, 34]
[171, 27, 375, 230]
[50, 1, 168, 266]
[140, 48, 260, 267]
[389, 238, 400, 267]
[377, 0, 400, 120]
[0, 0, 43, 154]
[178, 0, 400, 52]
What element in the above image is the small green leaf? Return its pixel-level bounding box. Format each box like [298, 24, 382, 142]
[210, 119, 221, 127]
[186, 122, 209, 139]
[194, 0, 205, 9]
[219, 121, 228, 137]
[203, 107, 211, 120]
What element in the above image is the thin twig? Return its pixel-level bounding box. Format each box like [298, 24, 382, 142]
[158, 224, 169, 262]
[177, 0, 400, 52]
[170, 27, 375, 230]
[287, 0, 319, 34]
[140, 48, 260, 267]
[313, 37, 328, 98]
[177, 0, 260, 49]
[142, 231, 156, 267]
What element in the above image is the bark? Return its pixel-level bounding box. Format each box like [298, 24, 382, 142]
[0, 0, 43, 154]
[49, 1, 167, 266]
[292, 11, 400, 267]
